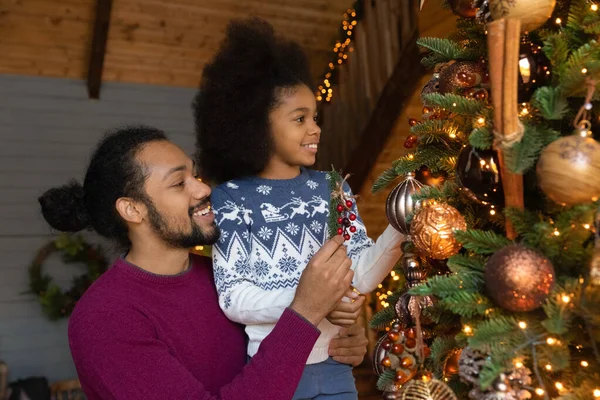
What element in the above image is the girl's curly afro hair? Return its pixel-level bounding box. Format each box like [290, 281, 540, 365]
[193, 17, 314, 185]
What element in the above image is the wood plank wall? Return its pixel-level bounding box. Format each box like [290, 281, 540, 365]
[0, 74, 197, 382]
[0, 0, 352, 87]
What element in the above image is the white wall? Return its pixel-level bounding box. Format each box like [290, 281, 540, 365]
[0, 74, 197, 382]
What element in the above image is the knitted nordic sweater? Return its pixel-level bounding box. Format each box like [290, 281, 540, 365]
[212, 168, 404, 364]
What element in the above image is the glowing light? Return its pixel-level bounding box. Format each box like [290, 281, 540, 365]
[562, 295, 570, 303]
[408, 154, 414, 160]
[490, 209, 496, 216]
[585, 224, 591, 229]
[594, 389, 600, 397]
[194, 246, 204, 251]
[477, 117, 485, 124]
[535, 388, 545, 396]
[555, 382, 564, 391]
[581, 361, 589, 367]
[546, 337, 557, 345]
[545, 364, 552, 371]
[514, 360, 524, 368]
[555, 17, 562, 24]
[593, 4, 599, 11]
[463, 325, 473, 334]
[518, 321, 527, 329]
[452, 102, 457, 107]
[449, 133, 457, 138]
[583, 68, 588, 74]
[553, 230, 560, 236]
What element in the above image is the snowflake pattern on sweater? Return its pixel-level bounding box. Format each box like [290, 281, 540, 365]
[212, 169, 374, 300]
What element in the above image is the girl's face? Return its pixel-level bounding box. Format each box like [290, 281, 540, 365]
[262, 84, 321, 179]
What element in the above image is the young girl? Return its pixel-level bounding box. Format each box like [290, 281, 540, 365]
[194, 18, 405, 399]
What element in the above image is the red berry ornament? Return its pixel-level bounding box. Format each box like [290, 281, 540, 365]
[337, 217, 343, 224]
[345, 200, 353, 208]
[349, 214, 357, 221]
[337, 228, 344, 235]
[350, 226, 357, 233]
[336, 204, 344, 212]
[344, 234, 351, 241]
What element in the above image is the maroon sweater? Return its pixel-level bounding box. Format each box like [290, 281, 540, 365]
[68, 255, 319, 400]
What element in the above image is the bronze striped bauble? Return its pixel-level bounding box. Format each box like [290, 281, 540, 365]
[386, 173, 424, 235]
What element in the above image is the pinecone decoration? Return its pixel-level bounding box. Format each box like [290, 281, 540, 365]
[472, 0, 491, 24]
[458, 347, 533, 400]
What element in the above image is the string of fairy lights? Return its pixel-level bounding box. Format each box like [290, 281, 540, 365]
[315, 5, 361, 103]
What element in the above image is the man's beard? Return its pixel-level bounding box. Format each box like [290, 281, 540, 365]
[145, 198, 220, 249]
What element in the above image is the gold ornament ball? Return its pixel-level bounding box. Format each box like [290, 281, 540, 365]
[485, 245, 555, 312]
[398, 378, 457, 400]
[489, 0, 556, 32]
[410, 203, 467, 259]
[536, 135, 600, 205]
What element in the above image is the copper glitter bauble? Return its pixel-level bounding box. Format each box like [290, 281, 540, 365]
[410, 203, 467, 259]
[489, 0, 556, 33]
[484, 245, 555, 312]
[438, 61, 485, 94]
[386, 173, 425, 234]
[536, 133, 600, 205]
[397, 378, 458, 400]
[443, 349, 462, 378]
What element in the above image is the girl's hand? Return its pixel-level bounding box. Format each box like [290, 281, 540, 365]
[326, 288, 364, 328]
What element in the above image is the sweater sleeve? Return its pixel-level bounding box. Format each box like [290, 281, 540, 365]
[212, 186, 296, 325]
[69, 305, 319, 400]
[344, 183, 406, 294]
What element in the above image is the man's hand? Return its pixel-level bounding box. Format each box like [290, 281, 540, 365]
[326, 289, 365, 328]
[329, 324, 369, 366]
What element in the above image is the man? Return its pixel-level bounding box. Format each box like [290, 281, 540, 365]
[38, 126, 368, 400]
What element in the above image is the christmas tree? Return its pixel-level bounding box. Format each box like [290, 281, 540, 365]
[370, 0, 600, 399]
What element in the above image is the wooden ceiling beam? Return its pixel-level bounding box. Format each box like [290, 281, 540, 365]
[87, 0, 113, 99]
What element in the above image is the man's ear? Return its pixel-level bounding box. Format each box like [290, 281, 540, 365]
[116, 197, 145, 224]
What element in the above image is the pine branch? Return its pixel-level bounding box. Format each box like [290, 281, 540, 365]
[410, 119, 461, 138]
[416, 37, 482, 64]
[504, 207, 541, 238]
[446, 253, 487, 274]
[377, 369, 396, 391]
[504, 124, 560, 174]
[429, 336, 458, 378]
[453, 230, 513, 255]
[410, 273, 482, 298]
[469, 126, 493, 150]
[327, 169, 343, 238]
[532, 86, 569, 120]
[560, 41, 600, 97]
[543, 33, 570, 77]
[440, 291, 492, 318]
[411, 181, 459, 202]
[370, 304, 397, 329]
[372, 166, 401, 194]
[422, 93, 486, 115]
[468, 316, 521, 350]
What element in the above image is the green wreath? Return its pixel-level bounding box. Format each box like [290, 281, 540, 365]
[28, 234, 108, 320]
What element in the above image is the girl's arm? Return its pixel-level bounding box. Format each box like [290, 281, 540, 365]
[343, 184, 406, 294]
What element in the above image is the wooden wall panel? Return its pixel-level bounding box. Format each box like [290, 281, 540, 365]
[1, 0, 352, 87]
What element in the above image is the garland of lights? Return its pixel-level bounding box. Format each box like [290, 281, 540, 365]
[316, 0, 364, 103]
[28, 234, 108, 321]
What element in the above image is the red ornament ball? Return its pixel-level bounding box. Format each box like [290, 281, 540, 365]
[350, 226, 357, 233]
[336, 204, 344, 212]
[337, 217, 343, 224]
[345, 200, 353, 208]
[343, 234, 351, 241]
[405, 338, 416, 349]
[408, 118, 419, 126]
[382, 340, 392, 350]
[337, 228, 344, 235]
[391, 343, 405, 355]
[349, 214, 357, 221]
[474, 88, 489, 101]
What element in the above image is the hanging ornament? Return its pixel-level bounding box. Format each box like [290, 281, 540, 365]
[488, 0, 556, 32]
[386, 173, 425, 235]
[397, 378, 458, 400]
[373, 324, 423, 385]
[410, 202, 467, 260]
[536, 124, 600, 206]
[415, 166, 447, 187]
[473, 0, 492, 23]
[517, 38, 551, 103]
[448, 0, 479, 18]
[456, 145, 504, 206]
[485, 244, 555, 312]
[404, 135, 419, 149]
[442, 349, 462, 379]
[421, 76, 441, 107]
[438, 61, 486, 94]
[394, 242, 436, 331]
